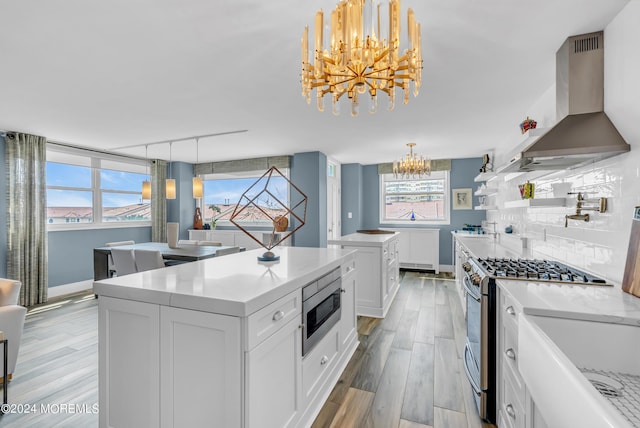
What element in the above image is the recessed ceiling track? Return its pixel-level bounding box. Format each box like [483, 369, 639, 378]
[110, 129, 248, 151]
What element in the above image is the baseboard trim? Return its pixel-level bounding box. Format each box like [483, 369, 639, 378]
[48, 279, 94, 299]
[439, 264, 454, 273]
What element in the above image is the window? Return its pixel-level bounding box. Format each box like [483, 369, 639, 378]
[200, 170, 290, 226]
[46, 145, 150, 228]
[380, 171, 450, 225]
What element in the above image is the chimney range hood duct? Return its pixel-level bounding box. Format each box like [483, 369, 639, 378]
[501, 31, 630, 173]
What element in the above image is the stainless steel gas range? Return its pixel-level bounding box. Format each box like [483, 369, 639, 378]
[461, 257, 610, 423]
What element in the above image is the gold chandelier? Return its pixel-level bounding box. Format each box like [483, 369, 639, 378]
[301, 0, 422, 117]
[393, 143, 431, 178]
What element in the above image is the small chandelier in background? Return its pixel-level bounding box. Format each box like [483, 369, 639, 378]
[393, 143, 431, 178]
[301, 0, 422, 117]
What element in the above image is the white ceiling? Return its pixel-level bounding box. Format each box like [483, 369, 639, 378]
[0, 0, 630, 165]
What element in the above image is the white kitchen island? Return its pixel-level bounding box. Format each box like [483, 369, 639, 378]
[329, 232, 400, 318]
[93, 247, 358, 428]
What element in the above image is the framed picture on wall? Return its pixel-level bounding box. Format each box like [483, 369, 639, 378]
[452, 188, 472, 210]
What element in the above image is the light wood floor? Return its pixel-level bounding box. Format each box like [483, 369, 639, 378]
[0, 272, 495, 427]
[311, 271, 495, 428]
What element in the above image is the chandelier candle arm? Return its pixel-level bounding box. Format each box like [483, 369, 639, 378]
[302, 0, 422, 116]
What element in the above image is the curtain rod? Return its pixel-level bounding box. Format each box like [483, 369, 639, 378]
[47, 141, 148, 162]
[110, 129, 248, 151]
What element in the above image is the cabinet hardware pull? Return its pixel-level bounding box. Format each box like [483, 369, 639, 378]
[341, 288, 346, 293]
[506, 306, 516, 316]
[505, 404, 516, 418]
[299, 324, 304, 329]
[273, 310, 284, 321]
[320, 356, 329, 365]
[505, 348, 516, 360]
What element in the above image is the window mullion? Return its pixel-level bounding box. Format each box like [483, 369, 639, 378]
[93, 158, 102, 224]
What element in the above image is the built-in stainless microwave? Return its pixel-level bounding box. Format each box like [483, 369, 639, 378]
[302, 267, 342, 356]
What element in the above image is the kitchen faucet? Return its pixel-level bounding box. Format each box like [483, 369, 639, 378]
[565, 192, 607, 227]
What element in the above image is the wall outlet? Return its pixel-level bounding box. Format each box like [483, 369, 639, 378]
[348, 212, 353, 219]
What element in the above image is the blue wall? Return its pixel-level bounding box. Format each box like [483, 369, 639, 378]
[48, 227, 151, 286]
[345, 158, 486, 266]
[291, 152, 327, 248]
[167, 161, 196, 239]
[0, 136, 6, 278]
[341, 164, 364, 235]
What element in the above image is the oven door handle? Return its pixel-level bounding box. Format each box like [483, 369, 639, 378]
[463, 344, 482, 397]
[463, 275, 481, 302]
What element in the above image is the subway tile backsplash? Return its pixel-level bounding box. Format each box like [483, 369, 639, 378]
[485, 149, 640, 286]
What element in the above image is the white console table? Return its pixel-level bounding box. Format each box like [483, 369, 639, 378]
[189, 229, 290, 250]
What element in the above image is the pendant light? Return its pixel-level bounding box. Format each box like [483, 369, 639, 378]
[166, 142, 176, 199]
[192, 137, 203, 199]
[141, 145, 151, 200]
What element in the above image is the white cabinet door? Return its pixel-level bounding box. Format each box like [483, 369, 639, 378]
[245, 317, 302, 428]
[350, 246, 381, 316]
[160, 307, 241, 428]
[339, 268, 357, 350]
[99, 296, 160, 428]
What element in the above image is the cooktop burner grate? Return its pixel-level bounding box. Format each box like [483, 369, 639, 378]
[476, 258, 609, 285]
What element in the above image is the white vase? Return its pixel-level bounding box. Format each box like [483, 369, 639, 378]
[167, 222, 179, 249]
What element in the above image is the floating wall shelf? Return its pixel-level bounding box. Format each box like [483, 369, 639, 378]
[474, 188, 498, 196]
[474, 171, 498, 182]
[503, 198, 566, 209]
[474, 205, 498, 211]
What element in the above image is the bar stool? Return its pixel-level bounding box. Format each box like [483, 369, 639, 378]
[0, 330, 7, 405]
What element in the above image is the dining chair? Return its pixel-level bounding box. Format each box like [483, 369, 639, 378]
[177, 239, 198, 245]
[215, 246, 241, 257]
[134, 250, 166, 272]
[105, 240, 135, 277]
[197, 241, 222, 246]
[110, 248, 137, 276]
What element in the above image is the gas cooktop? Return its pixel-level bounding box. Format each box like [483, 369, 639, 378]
[476, 257, 610, 285]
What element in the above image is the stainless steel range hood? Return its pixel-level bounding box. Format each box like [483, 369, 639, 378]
[501, 31, 630, 173]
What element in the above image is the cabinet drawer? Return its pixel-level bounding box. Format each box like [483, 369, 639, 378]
[501, 366, 525, 428]
[501, 321, 524, 392]
[500, 289, 521, 331]
[302, 326, 339, 401]
[247, 290, 302, 350]
[341, 256, 356, 277]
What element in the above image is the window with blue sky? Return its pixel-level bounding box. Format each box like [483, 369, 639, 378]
[46, 146, 150, 226]
[202, 172, 289, 223]
[380, 171, 450, 224]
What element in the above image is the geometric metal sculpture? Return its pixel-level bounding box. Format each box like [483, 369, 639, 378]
[230, 166, 307, 261]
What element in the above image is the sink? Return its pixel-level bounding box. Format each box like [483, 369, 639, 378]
[518, 312, 640, 428]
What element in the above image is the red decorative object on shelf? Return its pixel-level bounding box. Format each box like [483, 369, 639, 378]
[519, 116, 537, 134]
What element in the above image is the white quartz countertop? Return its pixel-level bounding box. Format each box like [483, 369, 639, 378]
[328, 231, 397, 247]
[450, 230, 491, 238]
[93, 247, 355, 317]
[499, 280, 640, 324]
